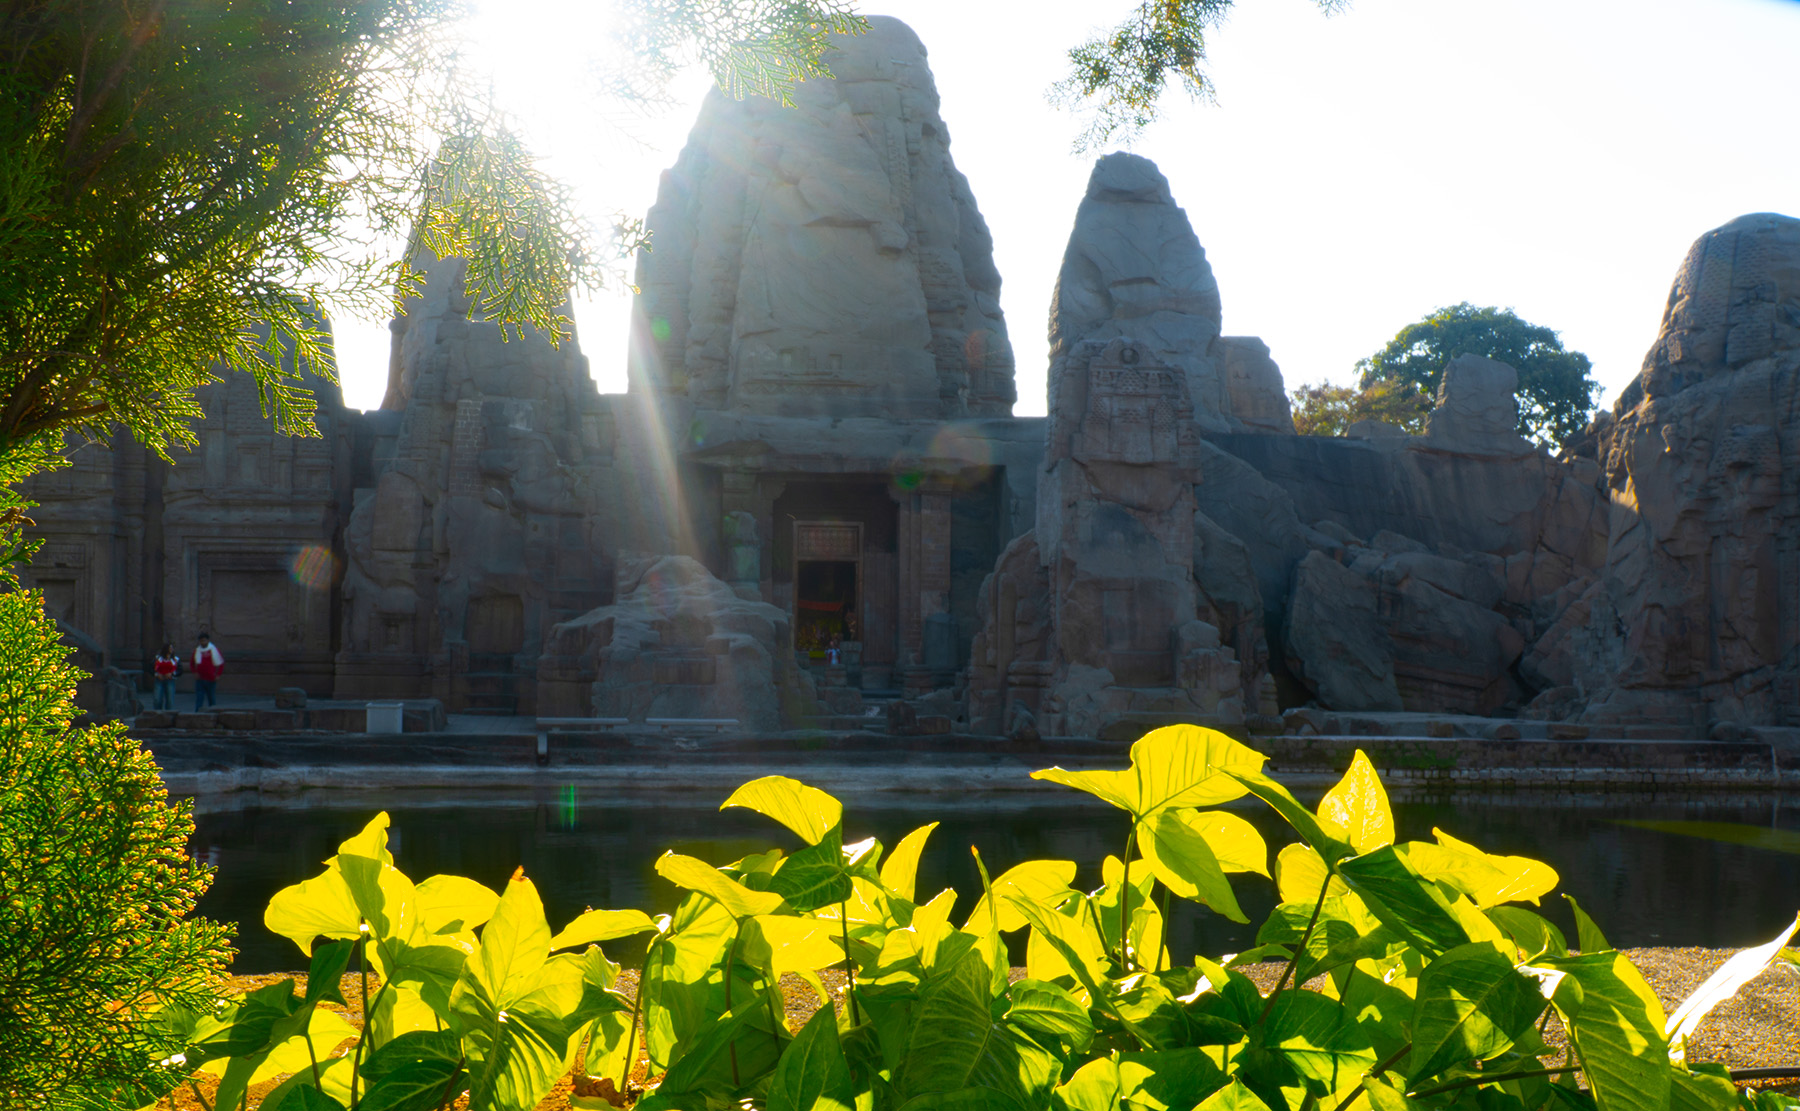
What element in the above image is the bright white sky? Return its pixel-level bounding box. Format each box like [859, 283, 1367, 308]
[330, 0, 1800, 417]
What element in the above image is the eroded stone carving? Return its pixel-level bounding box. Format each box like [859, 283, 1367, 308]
[540, 554, 821, 729]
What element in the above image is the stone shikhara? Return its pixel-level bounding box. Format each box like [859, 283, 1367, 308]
[20, 22, 1799, 738]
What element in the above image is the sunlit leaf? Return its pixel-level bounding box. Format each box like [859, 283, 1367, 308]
[1274, 843, 1347, 905]
[882, 821, 940, 901]
[768, 1005, 855, 1111]
[1032, 725, 1266, 821]
[722, 776, 844, 845]
[265, 868, 363, 956]
[1408, 829, 1558, 908]
[1487, 906, 1569, 959]
[1317, 750, 1393, 854]
[475, 870, 551, 1002]
[1115, 1048, 1229, 1110]
[1261, 989, 1378, 1096]
[415, 874, 499, 935]
[1004, 979, 1094, 1052]
[1564, 893, 1612, 954]
[655, 852, 787, 919]
[1539, 952, 1670, 1111]
[1224, 769, 1355, 864]
[964, 860, 1078, 934]
[549, 908, 658, 951]
[1664, 913, 1800, 1061]
[1407, 942, 1546, 1082]
[1141, 809, 1247, 922]
[743, 914, 846, 979]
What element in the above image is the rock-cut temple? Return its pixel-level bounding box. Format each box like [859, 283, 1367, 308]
[22, 18, 1800, 737]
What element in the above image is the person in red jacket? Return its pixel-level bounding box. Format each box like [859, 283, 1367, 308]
[152, 643, 181, 711]
[192, 631, 224, 711]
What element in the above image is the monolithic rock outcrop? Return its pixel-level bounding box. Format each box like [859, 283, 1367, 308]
[628, 16, 1014, 419]
[969, 336, 1253, 738]
[539, 554, 821, 730]
[1206, 354, 1611, 714]
[1050, 152, 1292, 434]
[1572, 213, 1800, 728]
[335, 251, 617, 713]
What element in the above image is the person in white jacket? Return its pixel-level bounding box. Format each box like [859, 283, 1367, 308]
[192, 632, 225, 711]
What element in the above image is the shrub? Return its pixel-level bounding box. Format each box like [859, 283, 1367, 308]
[181, 726, 1800, 1111]
[0, 587, 233, 1108]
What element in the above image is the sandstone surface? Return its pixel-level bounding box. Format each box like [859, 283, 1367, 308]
[335, 251, 616, 715]
[628, 16, 1013, 420]
[1574, 213, 1800, 728]
[540, 555, 821, 730]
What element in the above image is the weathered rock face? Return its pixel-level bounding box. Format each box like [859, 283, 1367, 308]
[20, 330, 352, 698]
[969, 337, 1251, 737]
[540, 554, 821, 729]
[1574, 213, 1800, 728]
[629, 16, 1014, 419]
[335, 252, 618, 714]
[1203, 358, 1608, 716]
[1049, 153, 1292, 434]
[1426, 355, 1532, 454]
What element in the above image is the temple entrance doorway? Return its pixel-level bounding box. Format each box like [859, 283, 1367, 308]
[792, 521, 862, 657]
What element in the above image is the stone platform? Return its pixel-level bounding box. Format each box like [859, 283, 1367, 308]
[145, 726, 1800, 796]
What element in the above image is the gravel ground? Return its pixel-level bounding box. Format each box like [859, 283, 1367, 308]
[154, 948, 1797, 1110]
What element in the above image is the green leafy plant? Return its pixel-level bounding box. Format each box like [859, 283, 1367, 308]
[0, 586, 233, 1109]
[182, 726, 1800, 1111]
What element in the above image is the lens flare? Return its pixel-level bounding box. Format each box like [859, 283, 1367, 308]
[290, 545, 334, 591]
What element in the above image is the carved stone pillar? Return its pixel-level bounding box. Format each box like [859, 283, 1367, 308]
[720, 470, 761, 601]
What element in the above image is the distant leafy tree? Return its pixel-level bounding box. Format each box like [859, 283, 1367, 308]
[1356, 303, 1601, 446]
[1054, 0, 1349, 149]
[1290, 378, 1432, 437]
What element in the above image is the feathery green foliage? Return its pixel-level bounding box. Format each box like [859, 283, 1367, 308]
[1053, 0, 1349, 150]
[0, 586, 233, 1108]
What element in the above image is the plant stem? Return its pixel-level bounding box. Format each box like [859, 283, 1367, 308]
[435, 1062, 464, 1111]
[619, 960, 646, 1097]
[1155, 885, 1171, 973]
[1119, 821, 1137, 970]
[1328, 1041, 1413, 1111]
[1732, 1068, 1800, 1082]
[723, 928, 742, 1086]
[1260, 871, 1332, 1023]
[1409, 1066, 1579, 1098]
[187, 1081, 213, 1111]
[841, 900, 861, 1026]
[350, 926, 370, 1109]
[306, 1021, 323, 1089]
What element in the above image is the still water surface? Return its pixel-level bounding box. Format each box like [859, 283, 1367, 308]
[188, 785, 1800, 973]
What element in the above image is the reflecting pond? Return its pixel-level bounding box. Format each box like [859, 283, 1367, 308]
[187, 784, 1800, 973]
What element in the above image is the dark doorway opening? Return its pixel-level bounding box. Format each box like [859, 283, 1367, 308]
[795, 559, 857, 655]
